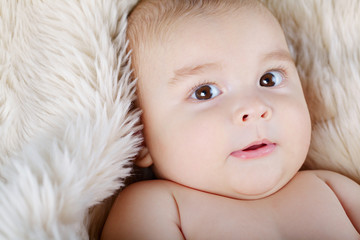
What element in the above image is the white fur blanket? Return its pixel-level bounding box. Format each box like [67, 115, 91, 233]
[1, 1, 140, 239]
[0, 0, 359, 239]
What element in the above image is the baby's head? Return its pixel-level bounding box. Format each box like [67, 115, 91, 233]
[127, 0, 311, 200]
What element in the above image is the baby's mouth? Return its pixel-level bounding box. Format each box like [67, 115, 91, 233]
[242, 143, 268, 151]
[231, 140, 276, 160]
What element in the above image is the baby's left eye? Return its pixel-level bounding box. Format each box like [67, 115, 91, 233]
[259, 71, 284, 87]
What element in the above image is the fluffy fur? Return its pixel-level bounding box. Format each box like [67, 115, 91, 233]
[0, 0, 359, 239]
[0, 0, 140, 239]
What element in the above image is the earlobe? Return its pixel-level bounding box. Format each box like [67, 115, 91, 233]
[135, 147, 154, 168]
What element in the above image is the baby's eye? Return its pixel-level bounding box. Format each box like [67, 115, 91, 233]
[190, 84, 221, 100]
[259, 71, 284, 87]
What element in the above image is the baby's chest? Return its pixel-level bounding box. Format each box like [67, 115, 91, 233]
[177, 185, 358, 239]
[179, 200, 281, 239]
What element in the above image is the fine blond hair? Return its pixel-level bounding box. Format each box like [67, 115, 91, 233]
[127, 0, 260, 78]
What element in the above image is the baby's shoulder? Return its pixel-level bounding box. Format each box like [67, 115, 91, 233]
[102, 180, 184, 239]
[298, 170, 360, 234]
[114, 179, 180, 210]
[284, 170, 360, 202]
[120, 179, 177, 195]
[294, 170, 360, 210]
[297, 169, 358, 185]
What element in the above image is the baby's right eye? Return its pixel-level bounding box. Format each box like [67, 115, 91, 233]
[190, 84, 221, 101]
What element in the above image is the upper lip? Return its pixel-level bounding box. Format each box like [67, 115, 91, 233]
[241, 139, 274, 151]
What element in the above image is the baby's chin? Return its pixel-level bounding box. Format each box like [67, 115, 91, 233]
[192, 182, 284, 201]
[231, 184, 284, 200]
[224, 173, 293, 200]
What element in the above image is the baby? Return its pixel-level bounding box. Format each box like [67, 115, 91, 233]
[102, 0, 360, 239]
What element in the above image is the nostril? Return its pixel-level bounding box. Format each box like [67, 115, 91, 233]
[261, 109, 272, 119]
[242, 114, 249, 121]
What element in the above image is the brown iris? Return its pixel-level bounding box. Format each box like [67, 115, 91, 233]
[195, 85, 213, 100]
[260, 72, 276, 87]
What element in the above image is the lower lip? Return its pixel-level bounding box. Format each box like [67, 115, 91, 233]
[231, 143, 276, 160]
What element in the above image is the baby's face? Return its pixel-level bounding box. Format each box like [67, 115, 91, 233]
[136, 6, 311, 199]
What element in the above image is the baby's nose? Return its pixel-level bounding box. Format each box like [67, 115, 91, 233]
[233, 103, 272, 125]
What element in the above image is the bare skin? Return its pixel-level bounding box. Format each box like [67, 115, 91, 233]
[101, 2, 360, 239]
[102, 170, 360, 239]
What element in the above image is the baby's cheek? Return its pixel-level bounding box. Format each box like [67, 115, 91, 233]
[180, 120, 225, 157]
[281, 100, 311, 156]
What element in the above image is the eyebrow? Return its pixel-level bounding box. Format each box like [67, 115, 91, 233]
[169, 50, 293, 84]
[170, 62, 221, 84]
[262, 49, 294, 64]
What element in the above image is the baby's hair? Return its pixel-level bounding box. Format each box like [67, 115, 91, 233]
[127, 0, 260, 78]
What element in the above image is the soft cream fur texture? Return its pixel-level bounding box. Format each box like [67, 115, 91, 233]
[1, 0, 140, 239]
[0, 0, 359, 239]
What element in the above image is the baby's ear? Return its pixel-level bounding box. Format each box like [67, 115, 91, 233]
[135, 147, 153, 168]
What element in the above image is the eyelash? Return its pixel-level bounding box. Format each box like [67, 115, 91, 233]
[265, 65, 290, 83]
[187, 80, 218, 98]
[186, 65, 290, 99]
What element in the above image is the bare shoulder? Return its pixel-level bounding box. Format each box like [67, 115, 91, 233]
[297, 169, 360, 196]
[294, 170, 358, 185]
[308, 169, 360, 188]
[301, 170, 360, 233]
[111, 179, 178, 203]
[101, 180, 185, 240]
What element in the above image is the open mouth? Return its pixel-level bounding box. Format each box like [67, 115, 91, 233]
[243, 143, 268, 151]
[231, 140, 276, 160]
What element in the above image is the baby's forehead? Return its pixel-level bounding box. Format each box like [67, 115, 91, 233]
[128, 0, 263, 46]
[155, 3, 263, 35]
[129, 1, 275, 78]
